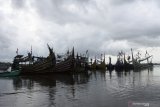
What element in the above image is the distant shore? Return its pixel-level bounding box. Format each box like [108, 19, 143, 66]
[153, 63, 160, 65]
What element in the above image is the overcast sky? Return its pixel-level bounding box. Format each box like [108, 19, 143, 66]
[1, 0, 160, 62]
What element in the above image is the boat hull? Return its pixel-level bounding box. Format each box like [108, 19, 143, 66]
[133, 63, 153, 69]
[0, 70, 20, 77]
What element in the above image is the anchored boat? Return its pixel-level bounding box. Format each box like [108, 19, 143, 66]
[0, 55, 21, 77]
[15, 44, 56, 74]
[0, 69, 20, 77]
[131, 49, 153, 69]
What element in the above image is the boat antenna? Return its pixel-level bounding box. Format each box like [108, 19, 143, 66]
[31, 45, 32, 56]
[101, 53, 103, 62]
[16, 48, 18, 55]
[72, 47, 74, 58]
[109, 56, 111, 64]
[131, 48, 134, 61]
[104, 53, 105, 63]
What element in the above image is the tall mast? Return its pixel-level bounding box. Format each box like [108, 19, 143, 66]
[131, 48, 134, 62]
[72, 47, 74, 58]
[104, 53, 105, 63]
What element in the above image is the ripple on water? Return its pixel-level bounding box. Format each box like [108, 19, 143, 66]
[0, 68, 160, 107]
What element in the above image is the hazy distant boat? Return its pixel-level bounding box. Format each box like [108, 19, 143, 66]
[114, 51, 136, 71]
[96, 60, 106, 70]
[114, 51, 126, 71]
[131, 49, 153, 69]
[90, 58, 97, 70]
[90, 54, 106, 70]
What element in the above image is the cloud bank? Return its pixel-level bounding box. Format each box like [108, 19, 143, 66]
[0, 0, 160, 62]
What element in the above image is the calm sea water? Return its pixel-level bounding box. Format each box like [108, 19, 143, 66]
[0, 66, 160, 107]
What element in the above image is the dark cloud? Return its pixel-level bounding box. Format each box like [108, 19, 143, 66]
[31, 0, 97, 25]
[11, 0, 26, 8]
[110, 0, 135, 5]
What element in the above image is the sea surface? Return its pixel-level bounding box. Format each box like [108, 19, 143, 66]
[0, 66, 160, 107]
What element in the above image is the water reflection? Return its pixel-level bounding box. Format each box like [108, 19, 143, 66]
[12, 72, 92, 90]
[0, 67, 160, 107]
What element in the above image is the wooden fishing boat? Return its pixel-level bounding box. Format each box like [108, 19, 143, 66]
[131, 49, 153, 69]
[106, 57, 114, 71]
[90, 58, 97, 70]
[16, 45, 56, 74]
[115, 59, 124, 71]
[97, 61, 106, 70]
[96, 54, 106, 70]
[75, 53, 89, 72]
[54, 54, 75, 73]
[115, 51, 134, 71]
[114, 52, 124, 71]
[54, 47, 87, 73]
[123, 54, 133, 70]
